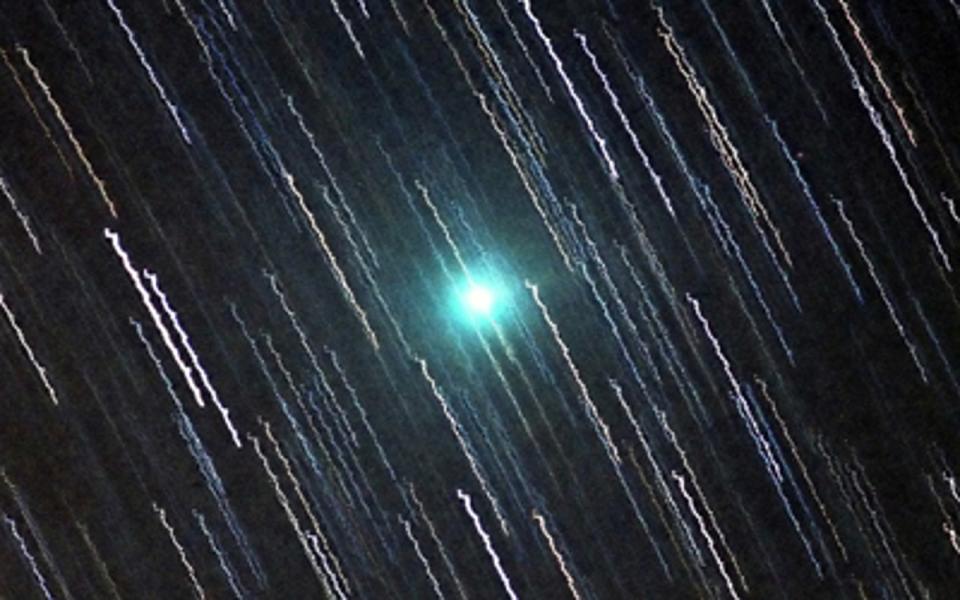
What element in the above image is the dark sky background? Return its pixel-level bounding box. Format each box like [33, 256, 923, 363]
[1, 0, 959, 598]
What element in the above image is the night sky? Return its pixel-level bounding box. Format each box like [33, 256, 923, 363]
[1, 0, 960, 598]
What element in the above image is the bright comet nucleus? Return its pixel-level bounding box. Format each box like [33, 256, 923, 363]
[463, 284, 495, 316]
[451, 268, 510, 325]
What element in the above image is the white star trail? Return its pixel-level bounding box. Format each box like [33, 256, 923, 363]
[0, 176, 42, 255]
[457, 489, 519, 600]
[104, 0, 193, 146]
[16, 46, 117, 217]
[0, 291, 59, 406]
[153, 503, 208, 600]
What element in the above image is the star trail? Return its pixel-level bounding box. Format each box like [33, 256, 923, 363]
[1, 1, 959, 598]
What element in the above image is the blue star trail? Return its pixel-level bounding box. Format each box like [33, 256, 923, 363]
[0, 1, 959, 598]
